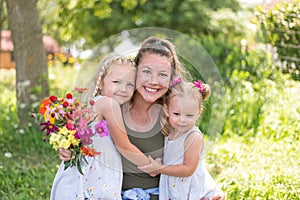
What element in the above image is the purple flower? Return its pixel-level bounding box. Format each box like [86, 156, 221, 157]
[78, 128, 93, 145]
[39, 121, 59, 136]
[94, 120, 109, 137]
[74, 131, 80, 140]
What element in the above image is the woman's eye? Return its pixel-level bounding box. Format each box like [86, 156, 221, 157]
[112, 80, 121, 84]
[173, 112, 179, 116]
[159, 73, 169, 78]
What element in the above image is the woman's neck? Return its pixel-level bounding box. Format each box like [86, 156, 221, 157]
[127, 93, 161, 128]
[131, 92, 153, 112]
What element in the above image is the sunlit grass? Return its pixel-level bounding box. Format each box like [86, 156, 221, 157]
[207, 136, 300, 199]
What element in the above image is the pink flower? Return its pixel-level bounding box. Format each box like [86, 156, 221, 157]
[193, 80, 205, 93]
[66, 123, 75, 130]
[171, 77, 182, 86]
[94, 120, 109, 137]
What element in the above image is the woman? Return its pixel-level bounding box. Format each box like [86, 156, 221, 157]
[117, 37, 224, 200]
[60, 37, 225, 200]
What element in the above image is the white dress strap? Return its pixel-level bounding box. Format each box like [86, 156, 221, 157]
[93, 95, 105, 102]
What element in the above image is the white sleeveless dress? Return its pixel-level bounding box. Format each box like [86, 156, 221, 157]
[50, 96, 123, 200]
[159, 126, 216, 200]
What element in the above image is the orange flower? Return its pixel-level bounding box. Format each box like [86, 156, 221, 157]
[80, 146, 101, 157]
[39, 98, 50, 114]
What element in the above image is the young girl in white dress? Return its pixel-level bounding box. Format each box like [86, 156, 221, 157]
[139, 79, 219, 200]
[50, 53, 150, 200]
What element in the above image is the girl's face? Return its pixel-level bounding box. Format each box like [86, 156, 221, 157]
[100, 64, 136, 104]
[164, 95, 200, 134]
[135, 53, 172, 103]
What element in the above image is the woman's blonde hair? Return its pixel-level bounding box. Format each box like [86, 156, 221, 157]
[83, 53, 135, 102]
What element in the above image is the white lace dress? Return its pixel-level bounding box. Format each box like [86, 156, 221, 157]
[159, 126, 216, 200]
[50, 96, 123, 200]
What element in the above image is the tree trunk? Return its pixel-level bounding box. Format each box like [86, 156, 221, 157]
[5, 0, 49, 127]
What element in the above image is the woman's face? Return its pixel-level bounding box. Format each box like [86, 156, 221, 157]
[135, 53, 172, 103]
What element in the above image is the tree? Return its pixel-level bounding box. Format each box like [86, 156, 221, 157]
[256, 0, 300, 80]
[5, 0, 49, 127]
[38, 0, 241, 48]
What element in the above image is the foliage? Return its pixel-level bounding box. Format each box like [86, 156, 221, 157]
[255, 0, 300, 80]
[0, 0, 8, 29]
[37, 0, 241, 48]
[223, 48, 300, 140]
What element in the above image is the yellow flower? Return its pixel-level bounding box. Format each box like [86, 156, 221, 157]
[49, 133, 61, 150]
[58, 126, 73, 136]
[68, 134, 80, 146]
[59, 138, 71, 149]
[44, 111, 56, 124]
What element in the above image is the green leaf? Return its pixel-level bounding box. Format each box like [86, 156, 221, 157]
[76, 157, 84, 175]
[63, 160, 71, 170]
[82, 155, 89, 165]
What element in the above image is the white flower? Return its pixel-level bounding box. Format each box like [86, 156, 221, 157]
[19, 129, 25, 134]
[4, 152, 12, 158]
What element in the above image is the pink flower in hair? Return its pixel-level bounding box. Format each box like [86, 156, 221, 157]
[171, 77, 182, 86]
[193, 80, 205, 93]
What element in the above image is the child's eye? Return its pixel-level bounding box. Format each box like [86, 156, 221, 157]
[112, 80, 121, 84]
[128, 83, 135, 87]
[172, 112, 180, 116]
[142, 69, 151, 74]
[187, 114, 194, 117]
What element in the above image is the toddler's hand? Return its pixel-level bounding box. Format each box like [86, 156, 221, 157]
[210, 191, 225, 200]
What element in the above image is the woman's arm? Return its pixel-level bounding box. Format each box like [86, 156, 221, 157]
[139, 131, 203, 177]
[95, 97, 150, 166]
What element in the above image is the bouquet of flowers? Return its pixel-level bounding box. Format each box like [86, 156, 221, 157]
[34, 88, 109, 175]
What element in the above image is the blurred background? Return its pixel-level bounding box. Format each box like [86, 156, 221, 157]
[0, 0, 299, 199]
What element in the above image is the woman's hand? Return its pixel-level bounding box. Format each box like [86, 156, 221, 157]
[59, 148, 73, 161]
[138, 156, 163, 175]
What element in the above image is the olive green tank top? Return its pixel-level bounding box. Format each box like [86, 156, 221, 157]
[121, 116, 164, 193]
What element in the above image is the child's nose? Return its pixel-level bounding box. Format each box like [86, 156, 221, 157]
[119, 83, 127, 92]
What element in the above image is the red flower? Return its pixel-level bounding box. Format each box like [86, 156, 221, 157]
[62, 101, 69, 107]
[89, 100, 95, 106]
[49, 95, 57, 102]
[80, 146, 101, 157]
[66, 93, 73, 99]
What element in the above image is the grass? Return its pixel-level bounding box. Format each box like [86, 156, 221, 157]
[0, 65, 299, 199]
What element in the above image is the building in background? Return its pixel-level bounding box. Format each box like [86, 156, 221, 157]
[0, 30, 60, 69]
